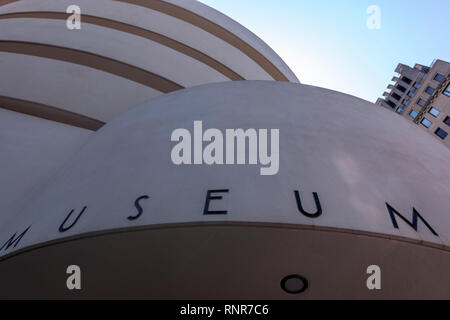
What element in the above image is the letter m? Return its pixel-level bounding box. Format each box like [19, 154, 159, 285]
[385, 203, 438, 236]
[0, 226, 31, 252]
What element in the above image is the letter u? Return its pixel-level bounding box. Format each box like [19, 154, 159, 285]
[294, 191, 322, 218]
[59, 206, 87, 232]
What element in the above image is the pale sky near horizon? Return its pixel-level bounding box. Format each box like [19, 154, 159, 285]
[200, 0, 450, 103]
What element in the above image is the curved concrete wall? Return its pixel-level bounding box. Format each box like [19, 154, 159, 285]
[1, 81, 449, 257]
[0, 109, 92, 230]
[0, 0, 298, 127]
[0, 52, 160, 122]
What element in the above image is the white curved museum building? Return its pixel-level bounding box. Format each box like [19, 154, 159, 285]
[0, 0, 449, 299]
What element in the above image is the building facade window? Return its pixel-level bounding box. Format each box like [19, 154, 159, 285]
[402, 99, 409, 106]
[421, 118, 432, 128]
[387, 100, 396, 109]
[391, 92, 401, 101]
[402, 76, 412, 85]
[409, 110, 418, 119]
[413, 82, 421, 89]
[444, 83, 450, 97]
[396, 107, 404, 114]
[434, 73, 445, 82]
[425, 86, 436, 95]
[435, 127, 448, 140]
[428, 107, 440, 117]
[444, 116, 450, 126]
[417, 98, 427, 107]
[396, 85, 407, 93]
[408, 89, 415, 97]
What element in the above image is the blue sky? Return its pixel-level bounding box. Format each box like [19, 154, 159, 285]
[200, 0, 450, 103]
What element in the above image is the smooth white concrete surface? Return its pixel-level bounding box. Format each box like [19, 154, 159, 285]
[166, 0, 300, 82]
[0, 109, 92, 229]
[0, 52, 161, 122]
[1, 81, 449, 258]
[0, 0, 297, 82]
[0, 19, 229, 87]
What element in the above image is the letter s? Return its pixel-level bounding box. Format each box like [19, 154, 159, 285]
[128, 195, 150, 221]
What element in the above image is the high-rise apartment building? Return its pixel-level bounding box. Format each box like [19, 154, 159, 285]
[376, 59, 450, 148]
